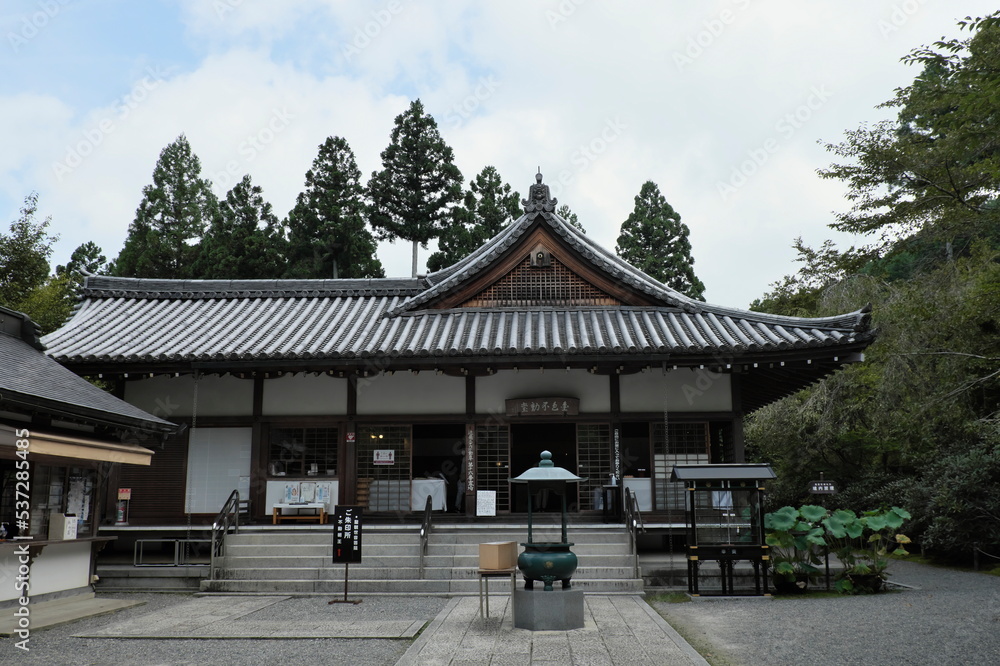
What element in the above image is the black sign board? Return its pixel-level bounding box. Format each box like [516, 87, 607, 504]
[809, 480, 838, 494]
[332, 505, 363, 563]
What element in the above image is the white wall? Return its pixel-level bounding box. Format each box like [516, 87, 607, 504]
[262, 374, 347, 416]
[356, 372, 464, 415]
[619, 369, 732, 413]
[0, 540, 91, 602]
[125, 375, 253, 418]
[476, 369, 610, 414]
[185, 427, 252, 513]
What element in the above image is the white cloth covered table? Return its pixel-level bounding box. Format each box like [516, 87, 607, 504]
[411, 478, 447, 511]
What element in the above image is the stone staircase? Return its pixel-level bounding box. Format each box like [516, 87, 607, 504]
[200, 524, 643, 595]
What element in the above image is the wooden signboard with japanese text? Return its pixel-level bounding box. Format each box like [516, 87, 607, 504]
[505, 397, 579, 416]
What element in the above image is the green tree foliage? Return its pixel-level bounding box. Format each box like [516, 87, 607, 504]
[112, 134, 218, 278]
[195, 175, 287, 279]
[286, 137, 383, 279]
[426, 166, 520, 272]
[818, 13, 1000, 266]
[0, 193, 56, 307]
[615, 181, 705, 300]
[556, 204, 586, 234]
[368, 99, 463, 277]
[0, 193, 72, 333]
[748, 15, 1000, 560]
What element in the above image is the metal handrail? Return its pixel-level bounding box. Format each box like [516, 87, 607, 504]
[623, 487, 645, 578]
[210, 489, 241, 580]
[418, 494, 433, 578]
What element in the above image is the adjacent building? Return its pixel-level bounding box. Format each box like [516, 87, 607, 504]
[0, 305, 176, 605]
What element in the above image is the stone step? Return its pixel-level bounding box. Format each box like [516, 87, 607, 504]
[216, 565, 639, 581]
[199, 577, 644, 595]
[220, 551, 635, 569]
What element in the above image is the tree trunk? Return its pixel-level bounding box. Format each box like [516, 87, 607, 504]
[411, 240, 419, 278]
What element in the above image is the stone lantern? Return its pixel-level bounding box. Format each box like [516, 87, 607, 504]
[509, 450, 586, 630]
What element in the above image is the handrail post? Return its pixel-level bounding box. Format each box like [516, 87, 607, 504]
[419, 494, 433, 579]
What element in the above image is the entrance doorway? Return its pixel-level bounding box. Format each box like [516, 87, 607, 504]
[412, 423, 465, 512]
[510, 422, 577, 512]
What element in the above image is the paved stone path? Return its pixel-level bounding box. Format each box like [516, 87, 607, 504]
[397, 595, 709, 665]
[74, 595, 423, 639]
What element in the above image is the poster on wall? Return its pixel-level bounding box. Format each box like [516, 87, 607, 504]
[373, 449, 395, 465]
[476, 490, 497, 517]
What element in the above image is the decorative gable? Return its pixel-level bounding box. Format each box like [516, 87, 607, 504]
[462, 252, 621, 307]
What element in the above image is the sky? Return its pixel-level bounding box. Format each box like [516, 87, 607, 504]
[1, 1, 996, 309]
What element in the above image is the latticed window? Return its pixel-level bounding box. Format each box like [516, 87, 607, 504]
[269, 427, 339, 477]
[475, 424, 510, 513]
[356, 424, 411, 511]
[463, 255, 621, 307]
[652, 422, 709, 513]
[577, 424, 612, 511]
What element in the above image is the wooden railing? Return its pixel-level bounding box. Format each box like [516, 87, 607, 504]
[210, 489, 241, 580]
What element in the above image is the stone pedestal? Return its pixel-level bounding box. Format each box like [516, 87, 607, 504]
[512, 588, 584, 631]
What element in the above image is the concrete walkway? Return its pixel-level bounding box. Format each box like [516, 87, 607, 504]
[0, 593, 144, 635]
[397, 595, 709, 665]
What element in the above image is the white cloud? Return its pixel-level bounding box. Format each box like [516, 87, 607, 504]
[2, 0, 996, 306]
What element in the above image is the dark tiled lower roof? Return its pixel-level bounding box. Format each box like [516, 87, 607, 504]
[0, 327, 175, 430]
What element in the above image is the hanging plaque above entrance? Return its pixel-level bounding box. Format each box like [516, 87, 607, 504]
[506, 398, 579, 416]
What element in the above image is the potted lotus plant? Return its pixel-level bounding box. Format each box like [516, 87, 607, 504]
[822, 506, 911, 594]
[764, 505, 828, 593]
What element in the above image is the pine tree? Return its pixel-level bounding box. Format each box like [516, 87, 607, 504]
[112, 134, 217, 278]
[616, 181, 706, 300]
[427, 166, 520, 272]
[195, 175, 286, 279]
[285, 137, 383, 279]
[556, 204, 586, 234]
[368, 99, 463, 277]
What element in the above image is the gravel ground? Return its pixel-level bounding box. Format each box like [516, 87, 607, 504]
[651, 560, 1000, 666]
[0, 594, 449, 666]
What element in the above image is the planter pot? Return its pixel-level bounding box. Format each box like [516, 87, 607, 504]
[771, 573, 810, 594]
[841, 572, 885, 594]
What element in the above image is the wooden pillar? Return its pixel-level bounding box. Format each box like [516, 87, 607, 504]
[250, 374, 265, 520]
[730, 372, 745, 463]
[342, 374, 358, 505]
[610, 374, 621, 482]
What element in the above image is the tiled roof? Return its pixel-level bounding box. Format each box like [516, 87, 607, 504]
[0, 306, 176, 431]
[43, 174, 873, 370]
[43, 280, 872, 365]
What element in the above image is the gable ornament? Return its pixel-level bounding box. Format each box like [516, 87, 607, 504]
[522, 171, 558, 213]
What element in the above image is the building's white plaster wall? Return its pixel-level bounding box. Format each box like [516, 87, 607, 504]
[124, 375, 253, 418]
[0, 540, 91, 601]
[185, 427, 252, 513]
[356, 372, 464, 415]
[619, 369, 732, 412]
[262, 374, 347, 416]
[475, 369, 610, 414]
